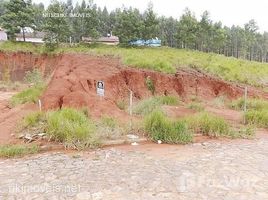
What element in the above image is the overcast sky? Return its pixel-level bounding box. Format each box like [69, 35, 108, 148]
[33, 0, 268, 32]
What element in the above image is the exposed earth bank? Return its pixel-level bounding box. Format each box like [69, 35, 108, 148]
[39, 53, 268, 118]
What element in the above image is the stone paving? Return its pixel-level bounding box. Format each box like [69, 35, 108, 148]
[0, 137, 268, 200]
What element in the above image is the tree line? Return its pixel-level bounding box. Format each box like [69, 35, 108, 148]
[1, 0, 268, 62]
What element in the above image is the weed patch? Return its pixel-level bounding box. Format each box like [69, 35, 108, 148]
[244, 110, 268, 128]
[187, 102, 205, 112]
[144, 110, 193, 144]
[0, 144, 40, 158]
[10, 84, 46, 106]
[230, 98, 268, 111]
[133, 96, 179, 115]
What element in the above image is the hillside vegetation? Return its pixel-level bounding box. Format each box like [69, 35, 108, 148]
[1, 42, 268, 86]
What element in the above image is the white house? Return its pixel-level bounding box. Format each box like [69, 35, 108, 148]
[0, 28, 7, 41]
[15, 31, 45, 43]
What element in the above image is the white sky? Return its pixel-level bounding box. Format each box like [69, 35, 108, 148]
[33, 0, 268, 32]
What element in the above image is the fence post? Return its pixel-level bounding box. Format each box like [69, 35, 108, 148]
[243, 87, 248, 124]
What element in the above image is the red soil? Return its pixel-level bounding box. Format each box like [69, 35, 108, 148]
[41, 54, 267, 119]
[0, 52, 59, 81]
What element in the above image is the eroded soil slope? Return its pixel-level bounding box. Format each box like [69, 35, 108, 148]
[0, 52, 60, 81]
[41, 54, 268, 117]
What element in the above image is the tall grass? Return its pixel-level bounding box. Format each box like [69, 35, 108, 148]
[10, 84, 46, 106]
[21, 108, 99, 149]
[0, 144, 40, 158]
[133, 95, 179, 115]
[184, 112, 231, 137]
[230, 98, 268, 111]
[144, 110, 193, 144]
[245, 110, 268, 128]
[46, 108, 97, 149]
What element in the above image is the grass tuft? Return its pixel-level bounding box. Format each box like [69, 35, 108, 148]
[230, 98, 268, 111]
[187, 102, 205, 112]
[244, 110, 268, 128]
[133, 95, 179, 115]
[0, 144, 40, 158]
[46, 108, 97, 149]
[10, 84, 46, 107]
[144, 110, 193, 144]
[184, 112, 231, 137]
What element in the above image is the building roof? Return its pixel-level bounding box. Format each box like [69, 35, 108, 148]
[16, 31, 45, 39]
[82, 36, 119, 43]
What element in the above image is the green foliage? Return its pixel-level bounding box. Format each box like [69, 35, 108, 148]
[46, 108, 97, 149]
[20, 108, 100, 149]
[116, 100, 127, 110]
[245, 110, 268, 128]
[133, 95, 179, 115]
[0, 144, 39, 158]
[10, 84, 46, 106]
[230, 98, 268, 111]
[22, 111, 45, 128]
[96, 116, 125, 140]
[145, 76, 155, 94]
[212, 95, 227, 108]
[144, 110, 193, 144]
[24, 69, 43, 84]
[1, 0, 34, 40]
[234, 125, 255, 139]
[43, 1, 70, 46]
[187, 102, 205, 111]
[100, 115, 117, 129]
[1, 66, 11, 82]
[185, 112, 231, 137]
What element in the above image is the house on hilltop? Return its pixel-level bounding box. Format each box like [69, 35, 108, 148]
[82, 35, 119, 45]
[0, 28, 7, 41]
[15, 31, 45, 43]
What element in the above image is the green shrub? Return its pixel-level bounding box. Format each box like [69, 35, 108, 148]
[22, 111, 45, 128]
[0, 144, 39, 158]
[46, 108, 97, 149]
[185, 112, 231, 137]
[234, 125, 256, 139]
[144, 110, 193, 144]
[230, 98, 268, 111]
[24, 69, 43, 84]
[145, 76, 155, 94]
[187, 102, 205, 111]
[133, 95, 179, 115]
[245, 110, 268, 128]
[212, 96, 227, 108]
[116, 100, 127, 110]
[10, 84, 46, 106]
[96, 116, 125, 140]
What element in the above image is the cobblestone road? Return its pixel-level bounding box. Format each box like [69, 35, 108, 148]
[0, 137, 268, 200]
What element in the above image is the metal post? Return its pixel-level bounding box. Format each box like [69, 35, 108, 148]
[129, 90, 133, 116]
[129, 90, 133, 130]
[38, 99, 42, 112]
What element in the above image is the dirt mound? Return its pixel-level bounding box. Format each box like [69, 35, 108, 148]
[0, 52, 59, 81]
[41, 54, 267, 118]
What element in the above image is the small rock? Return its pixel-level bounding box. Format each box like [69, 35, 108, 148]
[18, 134, 24, 139]
[131, 142, 139, 146]
[24, 134, 33, 141]
[38, 133, 46, 137]
[157, 140, 162, 144]
[127, 134, 139, 140]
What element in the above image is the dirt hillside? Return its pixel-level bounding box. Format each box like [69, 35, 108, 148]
[40, 54, 268, 118]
